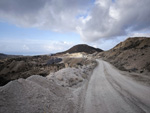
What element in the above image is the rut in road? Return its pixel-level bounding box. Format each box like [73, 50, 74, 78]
[84, 59, 150, 113]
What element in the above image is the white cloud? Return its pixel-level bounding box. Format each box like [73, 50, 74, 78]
[0, 38, 74, 55]
[129, 32, 150, 37]
[86, 36, 127, 50]
[78, 0, 150, 42]
[0, 0, 150, 46]
[0, 0, 91, 32]
[109, 6, 120, 20]
[23, 45, 29, 50]
[79, 15, 92, 24]
[95, 0, 111, 8]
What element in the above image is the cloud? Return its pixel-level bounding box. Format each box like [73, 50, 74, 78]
[78, 0, 150, 42]
[23, 45, 29, 50]
[129, 32, 150, 37]
[0, 0, 150, 42]
[0, 38, 74, 55]
[0, 0, 91, 32]
[86, 36, 127, 50]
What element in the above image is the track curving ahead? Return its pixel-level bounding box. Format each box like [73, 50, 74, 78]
[84, 59, 150, 113]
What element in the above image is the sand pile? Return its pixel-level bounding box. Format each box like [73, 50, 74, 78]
[47, 66, 93, 87]
[0, 62, 96, 113]
[0, 75, 74, 113]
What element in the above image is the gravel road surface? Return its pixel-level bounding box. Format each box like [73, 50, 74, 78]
[84, 59, 150, 113]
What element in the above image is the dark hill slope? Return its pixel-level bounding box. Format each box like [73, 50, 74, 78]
[57, 44, 103, 54]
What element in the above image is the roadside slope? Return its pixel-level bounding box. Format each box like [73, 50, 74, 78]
[98, 37, 150, 75]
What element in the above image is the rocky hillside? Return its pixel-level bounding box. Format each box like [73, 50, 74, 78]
[0, 55, 61, 86]
[113, 37, 150, 50]
[0, 54, 96, 86]
[56, 44, 103, 55]
[98, 37, 150, 75]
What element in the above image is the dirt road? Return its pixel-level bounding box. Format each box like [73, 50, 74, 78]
[84, 59, 150, 113]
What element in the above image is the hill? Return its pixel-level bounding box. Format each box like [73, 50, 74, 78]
[56, 44, 103, 55]
[113, 37, 150, 50]
[98, 37, 150, 75]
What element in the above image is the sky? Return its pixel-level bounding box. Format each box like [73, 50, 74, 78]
[0, 0, 150, 55]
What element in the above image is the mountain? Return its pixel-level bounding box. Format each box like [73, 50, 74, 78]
[0, 53, 9, 59]
[99, 37, 150, 75]
[56, 44, 103, 54]
[0, 53, 21, 59]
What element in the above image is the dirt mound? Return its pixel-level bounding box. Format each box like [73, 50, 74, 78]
[98, 37, 150, 75]
[0, 75, 74, 113]
[56, 44, 103, 55]
[0, 59, 97, 113]
[47, 66, 94, 87]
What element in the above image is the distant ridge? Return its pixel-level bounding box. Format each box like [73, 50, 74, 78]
[56, 44, 103, 54]
[0, 53, 21, 59]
